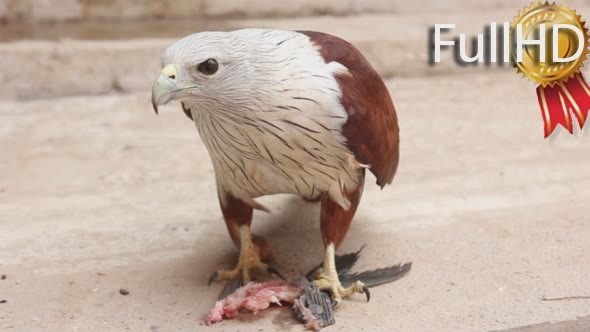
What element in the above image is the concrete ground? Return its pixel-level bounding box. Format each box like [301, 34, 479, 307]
[1, 69, 589, 331]
[1, 1, 590, 330]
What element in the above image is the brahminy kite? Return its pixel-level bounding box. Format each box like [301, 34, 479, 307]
[151, 29, 399, 305]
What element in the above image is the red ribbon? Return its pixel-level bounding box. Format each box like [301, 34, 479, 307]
[536, 73, 590, 138]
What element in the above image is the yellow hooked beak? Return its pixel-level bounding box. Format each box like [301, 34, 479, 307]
[151, 64, 179, 115]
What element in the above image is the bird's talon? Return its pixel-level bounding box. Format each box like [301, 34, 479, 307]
[312, 246, 369, 305]
[331, 298, 341, 308]
[266, 265, 286, 280]
[208, 249, 282, 285]
[362, 285, 371, 302]
[208, 271, 218, 286]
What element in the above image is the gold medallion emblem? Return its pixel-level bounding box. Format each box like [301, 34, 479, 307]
[512, 2, 589, 87]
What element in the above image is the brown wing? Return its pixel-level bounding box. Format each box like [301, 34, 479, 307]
[299, 31, 400, 188]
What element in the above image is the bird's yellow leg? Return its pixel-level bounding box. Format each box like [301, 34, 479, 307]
[313, 244, 369, 306]
[209, 225, 283, 284]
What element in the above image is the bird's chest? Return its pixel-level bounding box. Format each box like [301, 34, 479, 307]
[191, 110, 361, 205]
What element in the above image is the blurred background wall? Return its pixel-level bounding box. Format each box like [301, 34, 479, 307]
[0, 0, 395, 22]
[1, 0, 589, 101]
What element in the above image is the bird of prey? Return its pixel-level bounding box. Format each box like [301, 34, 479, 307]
[151, 29, 399, 305]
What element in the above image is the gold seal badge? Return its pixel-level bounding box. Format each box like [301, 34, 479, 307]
[512, 2, 589, 87]
[511, 2, 590, 138]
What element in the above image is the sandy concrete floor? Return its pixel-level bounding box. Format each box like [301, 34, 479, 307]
[0, 71, 589, 331]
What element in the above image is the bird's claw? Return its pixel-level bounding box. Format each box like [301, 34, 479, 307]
[208, 271, 218, 286]
[313, 276, 369, 306]
[362, 285, 371, 302]
[331, 298, 340, 308]
[208, 262, 286, 286]
[267, 265, 286, 280]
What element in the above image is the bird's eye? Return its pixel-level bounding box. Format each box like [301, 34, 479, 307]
[197, 59, 218, 75]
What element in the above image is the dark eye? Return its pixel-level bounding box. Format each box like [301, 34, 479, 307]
[198, 59, 218, 75]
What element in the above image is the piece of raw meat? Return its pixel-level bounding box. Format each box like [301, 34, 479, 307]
[207, 280, 301, 325]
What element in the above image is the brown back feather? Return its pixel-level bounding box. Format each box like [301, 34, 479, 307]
[299, 31, 400, 188]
